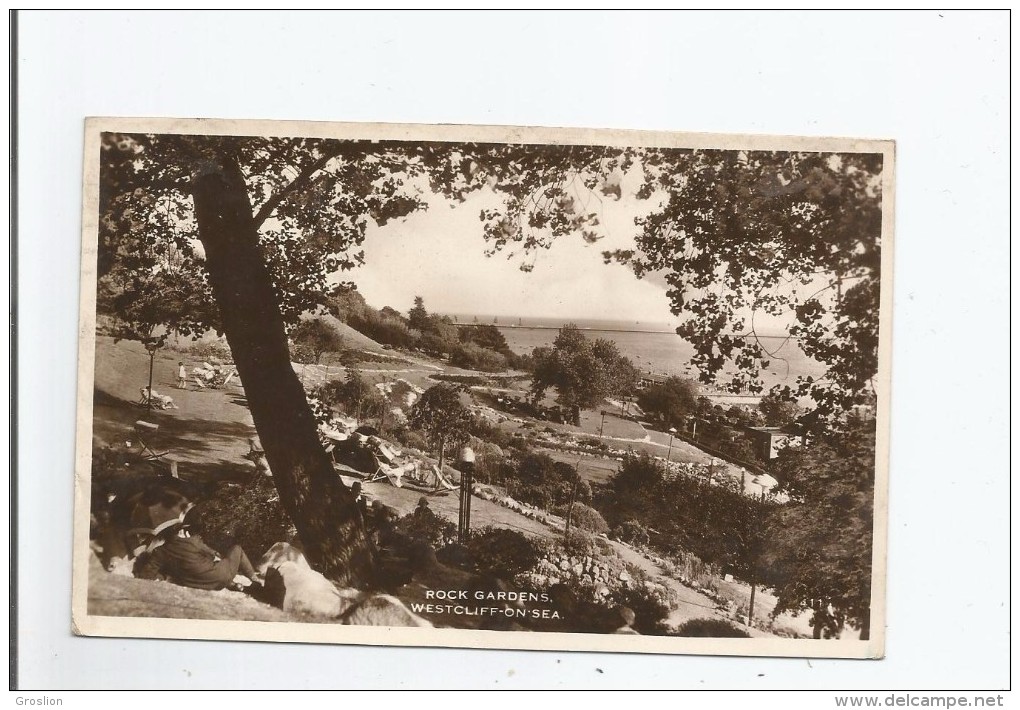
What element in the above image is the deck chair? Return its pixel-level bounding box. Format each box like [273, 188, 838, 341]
[138, 387, 177, 410]
[365, 455, 413, 488]
[133, 420, 171, 463]
[429, 464, 458, 491]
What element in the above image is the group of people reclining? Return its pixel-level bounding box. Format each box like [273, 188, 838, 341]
[138, 387, 178, 410]
[128, 487, 260, 592]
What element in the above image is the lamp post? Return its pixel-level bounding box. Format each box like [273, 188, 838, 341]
[599, 410, 608, 439]
[666, 427, 677, 465]
[564, 457, 582, 536]
[457, 446, 475, 543]
[143, 339, 161, 411]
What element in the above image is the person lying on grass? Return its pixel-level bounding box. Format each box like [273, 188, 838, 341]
[134, 501, 258, 592]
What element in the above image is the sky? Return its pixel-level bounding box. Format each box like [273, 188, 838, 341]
[350, 172, 681, 326]
[347, 178, 803, 335]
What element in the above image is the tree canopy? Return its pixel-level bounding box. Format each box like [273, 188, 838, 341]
[758, 390, 802, 428]
[530, 325, 640, 411]
[290, 318, 345, 364]
[637, 376, 700, 427]
[408, 296, 429, 332]
[763, 416, 877, 638]
[408, 383, 473, 471]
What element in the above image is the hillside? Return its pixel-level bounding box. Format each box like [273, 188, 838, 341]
[311, 313, 389, 355]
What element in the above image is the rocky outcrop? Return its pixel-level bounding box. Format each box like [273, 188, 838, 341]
[342, 594, 432, 627]
[258, 544, 432, 628]
[263, 561, 361, 618]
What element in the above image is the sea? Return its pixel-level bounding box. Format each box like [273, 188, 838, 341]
[448, 314, 827, 392]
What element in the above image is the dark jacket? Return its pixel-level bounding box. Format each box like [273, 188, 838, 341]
[135, 532, 237, 591]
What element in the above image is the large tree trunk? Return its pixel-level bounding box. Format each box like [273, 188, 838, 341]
[859, 608, 871, 641]
[190, 147, 374, 587]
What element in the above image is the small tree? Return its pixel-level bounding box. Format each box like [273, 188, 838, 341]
[530, 325, 639, 412]
[408, 384, 472, 472]
[290, 318, 345, 365]
[408, 295, 429, 332]
[314, 366, 384, 422]
[637, 376, 700, 428]
[565, 502, 609, 534]
[758, 389, 802, 428]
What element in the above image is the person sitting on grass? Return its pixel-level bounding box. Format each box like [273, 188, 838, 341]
[350, 481, 369, 517]
[134, 504, 258, 592]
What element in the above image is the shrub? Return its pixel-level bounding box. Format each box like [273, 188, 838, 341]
[674, 617, 750, 638]
[394, 507, 457, 550]
[466, 416, 516, 449]
[561, 528, 601, 557]
[464, 527, 546, 579]
[197, 477, 294, 560]
[178, 339, 233, 360]
[613, 519, 650, 546]
[392, 427, 429, 453]
[565, 502, 609, 534]
[612, 583, 675, 635]
[312, 370, 386, 420]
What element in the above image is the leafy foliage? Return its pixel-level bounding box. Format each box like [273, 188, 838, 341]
[449, 342, 508, 372]
[762, 416, 877, 637]
[565, 502, 609, 534]
[618, 151, 883, 420]
[312, 366, 386, 421]
[612, 519, 650, 546]
[426, 144, 883, 423]
[611, 582, 677, 634]
[637, 376, 700, 428]
[290, 318, 345, 364]
[394, 506, 457, 550]
[408, 384, 473, 466]
[197, 478, 295, 561]
[674, 617, 750, 638]
[758, 389, 802, 428]
[530, 325, 640, 411]
[488, 451, 578, 510]
[463, 527, 546, 579]
[407, 295, 429, 332]
[599, 454, 773, 576]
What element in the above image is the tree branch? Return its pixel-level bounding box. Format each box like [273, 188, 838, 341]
[252, 145, 343, 228]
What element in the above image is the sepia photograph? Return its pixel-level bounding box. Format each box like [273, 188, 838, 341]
[72, 118, 892, 658]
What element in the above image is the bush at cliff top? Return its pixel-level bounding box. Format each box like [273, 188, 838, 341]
[464, 526, 546, 579]
[395, 506, 458, 550]
[674, 617, 751, 638]
[564, 502, 609, 534]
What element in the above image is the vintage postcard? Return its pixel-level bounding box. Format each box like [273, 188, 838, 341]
[73, 118, 892, 658]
